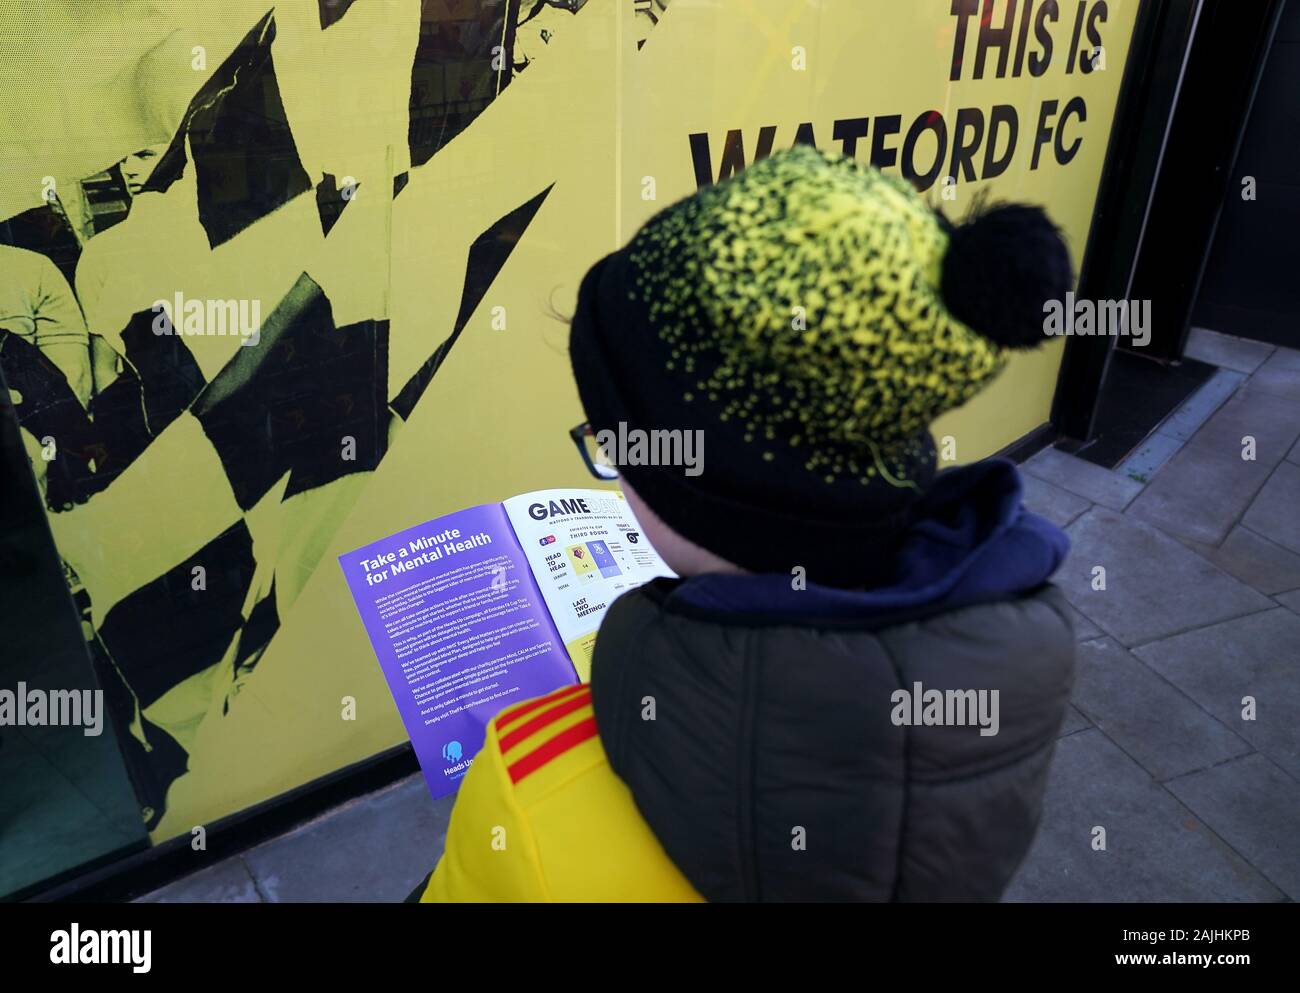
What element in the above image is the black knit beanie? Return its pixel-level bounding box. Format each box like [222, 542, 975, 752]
[570, 146, 1071, 588]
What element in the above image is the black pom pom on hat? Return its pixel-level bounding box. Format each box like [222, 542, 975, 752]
[941, 203, 1074, 349]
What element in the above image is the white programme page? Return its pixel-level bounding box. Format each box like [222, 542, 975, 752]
[502, 488, 674, 680]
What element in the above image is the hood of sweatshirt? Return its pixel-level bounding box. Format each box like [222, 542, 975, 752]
[663, 457, 1069, 622]
[589, 459, 1076, 901]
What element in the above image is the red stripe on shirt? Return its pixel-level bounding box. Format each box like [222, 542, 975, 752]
[507, 716, 599, 784]
[498, 688, 592, 754]
[496, 683, 587, 733]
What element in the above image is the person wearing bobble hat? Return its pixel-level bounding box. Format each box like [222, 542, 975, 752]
[417, 145, 1077, 902]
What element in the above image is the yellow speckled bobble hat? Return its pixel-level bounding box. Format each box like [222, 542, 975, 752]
[570, 145, 1072, 587]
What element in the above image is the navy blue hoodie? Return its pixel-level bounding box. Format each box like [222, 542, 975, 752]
[667, 458, 1068, 622]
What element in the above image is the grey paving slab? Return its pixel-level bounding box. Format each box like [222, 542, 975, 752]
[1135, 608, 1300, 780]
[1058, 508, 1272, 647]
[1165, 754, 1300, 901]
[1070, 638, 1251, 781]
[1290, 436, 1300, 466]
[1159, 367, 1248, 442]
[1128, 449, 1268, 547]
[241, 775, 455, 903]
[1065, 602, 1103, 641]
[1249, 346, 1300, 403]
[1058, 704, 1092, 737]
[1184, 328, 1275, 375]
[136, 857, 262, 903]
[1024, 447, 1144, 511]
[1127, 387, 1300, 545]
[1277, 588, 1300, 613]
[1242, 461, 1300, 557]
[1180, 525, 1300, 596]
[1021, 472, 1091, 528]
[1115, 431, 1184, 485]
[1187, 386, 1300, 463]
[1003, 730, 1284, 902]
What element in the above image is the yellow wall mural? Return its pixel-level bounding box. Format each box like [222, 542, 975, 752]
[0, 0, 1138, 844]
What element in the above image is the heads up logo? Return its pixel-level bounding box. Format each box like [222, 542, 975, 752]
[440, 739, 472, 781]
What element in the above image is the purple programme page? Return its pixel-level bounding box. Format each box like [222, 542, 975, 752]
[338, 503, 577, 799]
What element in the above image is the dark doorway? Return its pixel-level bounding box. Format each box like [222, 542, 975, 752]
[1194, 0, 1300, 348]
[1052, 0, 1289, 465]
[1118, 0, 1288, 364]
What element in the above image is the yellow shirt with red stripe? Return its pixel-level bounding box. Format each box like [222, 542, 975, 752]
[421, 683, 703, 902]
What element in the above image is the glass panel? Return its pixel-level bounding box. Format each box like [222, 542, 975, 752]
[0, 374, 148, 899]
